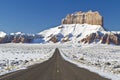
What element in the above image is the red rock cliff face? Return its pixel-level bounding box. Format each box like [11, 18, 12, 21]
[80, 32, 120, 45]
[62, 10, 103, 26]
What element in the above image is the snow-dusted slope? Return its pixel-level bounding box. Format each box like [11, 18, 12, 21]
[38, 24, 104, 43]
[0, 31, 6, 38]
[0, 24, 119, 44]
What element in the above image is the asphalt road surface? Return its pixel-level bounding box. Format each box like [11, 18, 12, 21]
[0, 48, 110, 80]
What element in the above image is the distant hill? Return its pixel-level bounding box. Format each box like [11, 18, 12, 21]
[0, 10, 120, 45]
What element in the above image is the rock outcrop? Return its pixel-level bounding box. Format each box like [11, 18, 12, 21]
[11, 36, 32, 43]
[49, 35, 58, 43]
[0, 34, 43, 43]
[80, 32, 120, 45]
[0, 37, 4, 43]
[61, 35, 70, 42]
[101, 33, 120, 45]
[62, 10, 103, 26]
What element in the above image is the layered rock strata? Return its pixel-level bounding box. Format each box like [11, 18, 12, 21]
[80, 32, 120, 45]
[62, 10, 103, 26]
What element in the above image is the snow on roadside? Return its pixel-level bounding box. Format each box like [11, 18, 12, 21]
[59, 43, 120, 80]
[0, 43, 120, 80]
[0, 43, 55, 76]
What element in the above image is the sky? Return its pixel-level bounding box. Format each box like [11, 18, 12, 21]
[0, 0, 120, 34]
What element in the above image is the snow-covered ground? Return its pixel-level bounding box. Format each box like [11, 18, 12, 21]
[38, 24, 104, 42]
[58, 43, 120, 80]
[0, 43, 55, 75]
[0, 43, 120, 80]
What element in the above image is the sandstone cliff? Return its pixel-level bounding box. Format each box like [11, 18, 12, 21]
[80, 32, 120, 45]
[62, 10, 103, 26]
[0, 34, 43, 43]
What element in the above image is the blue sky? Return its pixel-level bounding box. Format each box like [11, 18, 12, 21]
[0, 0, 120, 34]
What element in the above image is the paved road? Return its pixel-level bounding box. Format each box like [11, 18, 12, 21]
[0, 48, 110, 80]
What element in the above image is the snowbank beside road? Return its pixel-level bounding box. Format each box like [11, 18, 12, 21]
[0, 43, 120, 80]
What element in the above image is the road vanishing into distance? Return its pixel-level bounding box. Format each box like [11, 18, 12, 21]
[0, 48, 110, 80]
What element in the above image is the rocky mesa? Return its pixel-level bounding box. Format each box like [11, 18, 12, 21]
[62, 10, 103, 26]
[0, 10, 120, 45]
[47, 10, 120, 45]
